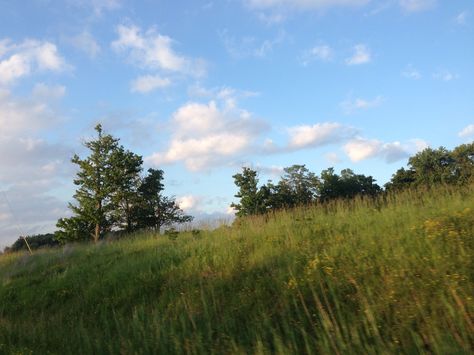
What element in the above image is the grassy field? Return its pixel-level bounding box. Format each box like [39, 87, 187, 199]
[0, 185, 473, 354]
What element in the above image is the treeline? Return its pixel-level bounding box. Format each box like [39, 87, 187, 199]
[231, 143, 474, 217]
[3, 128, 473, 252]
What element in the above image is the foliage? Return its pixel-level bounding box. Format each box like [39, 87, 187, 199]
[230, 167, 268, 217]
[386, 143, 474, 190]
[55, 125, 191, 243]
[135, 168, 193, 231]
[0, 184, 473, 354]
[231, 165, 380, 216]
[3, 233, 59, 253]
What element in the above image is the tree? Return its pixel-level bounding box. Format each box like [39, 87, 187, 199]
[279, 165, 319, 206]
[319, 168, 381, 201]
[384, 167, 416, 191]
[109, 148, 143, 232]
[57, 124, 138, 242]
[136, 168, 193, 231]
[385, 144, 474, 190]
[451, 143, 474, 184]
[408, 147, 455, 185]
[230, 167, 268, 217]
[265, 165, 319, 209]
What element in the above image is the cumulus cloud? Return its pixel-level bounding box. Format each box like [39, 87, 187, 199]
[458, 124, 474, 139]
[70, 0, 121, 16]
[0, 39, 68, 85]
[146, 99, 268, 171]
[130, 75, 171, 93]
[402, 65, 421, 79]
[343, 138, 428, 163]
[220, 29, 286, 59]
[0, 84, 72, 247]
[433, 70, 458, 82]
[399, 0, 436, 13]
[177, 195, 202, 211]
[345, 44, 371, 65]
[300, 44, 333, 66]
[112, 24, 205, 76]
[287, 122, 356, 150]
[69, 31, 101, 58]
[32, 83, 66, 100]
[0, 88, 64, 134]
[340, 95, 384, 114]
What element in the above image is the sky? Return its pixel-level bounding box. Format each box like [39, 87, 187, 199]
[0, 0, 473, 248]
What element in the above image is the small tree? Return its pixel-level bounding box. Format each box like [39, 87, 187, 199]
[136, 168, 193, 231]
[230, 167, 268, 217]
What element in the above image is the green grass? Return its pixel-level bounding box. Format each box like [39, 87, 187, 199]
[0, 185, 473, 354]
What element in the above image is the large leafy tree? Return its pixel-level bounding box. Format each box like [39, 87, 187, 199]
[385, 144, 474, 190]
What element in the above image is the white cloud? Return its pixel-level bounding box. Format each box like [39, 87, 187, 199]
[399, 0, 436, 13]
[0, 88, 63, 134]
[146, 99, 267, 171]
[325, 152, 342, 164]
[343, 138, 428, 163]
[69, 31, 101, 58]
[112, 24, 205, 77]
[455, 11, 469, 25]
[177, 195, 201, 211]
[340, 95, 384, 114]
[32, 83, 66, 100]
[220, 29, 286, 59]
[245, 0, 370, 11]
[0, 84, 72, 247]
[70, 0, 121, 16]
[345, 44, 371, 65]
[0, 39, 68, 85]
[458, 124, 474, 139]
[300, 44, 333, 66]
[131, 75, 171, 93]
[287, 122, 356, 150]
[433, 70, 458, 82]
[402, 65, 421, 79]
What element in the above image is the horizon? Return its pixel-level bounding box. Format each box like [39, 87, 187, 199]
[1, 0, 473, 248]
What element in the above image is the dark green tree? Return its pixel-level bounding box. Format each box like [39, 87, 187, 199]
[56, 124, 138, 242]
[319, 168, 380, 201]
[110, 148, 143, 232]
[136, 168, 193, 231]
[230, 167, 268, 217]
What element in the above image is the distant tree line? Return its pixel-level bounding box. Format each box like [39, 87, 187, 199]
[3, 233, 59, 253]
[231, 143, 474, 217]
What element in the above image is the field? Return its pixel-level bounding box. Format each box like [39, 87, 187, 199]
[0, 185, 473, 354]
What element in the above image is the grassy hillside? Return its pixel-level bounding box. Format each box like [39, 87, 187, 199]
[0, 186, 473, 354]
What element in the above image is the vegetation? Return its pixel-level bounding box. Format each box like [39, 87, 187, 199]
[231, 143, 474, 217]
[0, 184, 473, 354]
[55, 125, 192, 243]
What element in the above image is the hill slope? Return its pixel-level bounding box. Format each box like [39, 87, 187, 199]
[0, 186, 473, 354]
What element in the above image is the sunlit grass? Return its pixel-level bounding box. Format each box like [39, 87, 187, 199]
[0, 185, 473, 354]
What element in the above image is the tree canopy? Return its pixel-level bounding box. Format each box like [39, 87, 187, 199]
[55, 125, 192, 243]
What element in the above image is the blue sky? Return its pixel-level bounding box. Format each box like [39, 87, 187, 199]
[0, 0, 473, 247]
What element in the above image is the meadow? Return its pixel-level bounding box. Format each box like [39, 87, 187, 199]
[0, 185, 473, 354]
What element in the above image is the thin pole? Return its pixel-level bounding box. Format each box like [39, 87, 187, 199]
[1, 190, 33, 255]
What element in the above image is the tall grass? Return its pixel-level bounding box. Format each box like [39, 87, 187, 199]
[0, 185, 473, 354]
